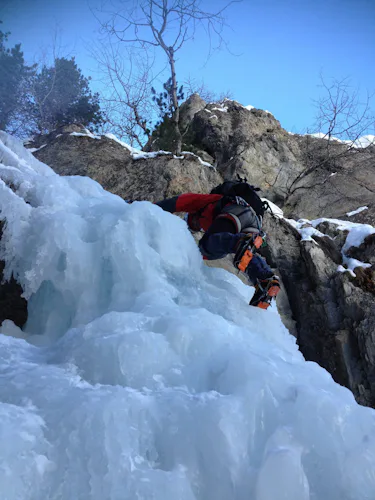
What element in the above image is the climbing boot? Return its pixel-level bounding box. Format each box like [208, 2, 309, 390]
[250, 276, 280, 309]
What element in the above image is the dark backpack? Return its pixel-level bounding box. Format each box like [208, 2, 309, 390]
[210, 177, 267, 217]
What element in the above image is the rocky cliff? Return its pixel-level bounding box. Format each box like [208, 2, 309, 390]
[261, 214, 375, 407]
[27, 124, 222, 202]
[150, 94, 375, 222]
[28, 98, 375, 223]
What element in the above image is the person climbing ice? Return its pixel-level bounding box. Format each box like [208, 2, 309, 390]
[155, 177, 280, 309]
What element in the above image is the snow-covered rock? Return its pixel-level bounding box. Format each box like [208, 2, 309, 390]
[25, 125, 221, 202]
[261, 212, 375, 407]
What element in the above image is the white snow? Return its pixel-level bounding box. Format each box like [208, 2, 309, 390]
[74, 131, 213, 168]
[70, 130, 101, 140]
[212, 106, 228, 113]
[291, 217, 375, 274]
[28, 144, 47, 153]
[346, 206, 368, 217]
[337, 264, 348, 274]
[104, 133, 170, 160]
[295, 224, 325, 244]
[244, 105, 274, 116]
[104, 133, 141, 155]
[262, 198, 284, 218]
[181, 151, 214, 168]
[132, 149, 171, 160]
[310, 217, 375, 252]
[1, 132, 375, 499]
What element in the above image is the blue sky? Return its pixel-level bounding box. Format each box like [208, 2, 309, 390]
[1, 0, 375, 134]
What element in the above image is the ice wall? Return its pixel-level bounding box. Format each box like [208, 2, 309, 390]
[0, 131, 375, 500]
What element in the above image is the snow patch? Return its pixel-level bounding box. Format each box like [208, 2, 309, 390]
[97, 133, 214, 167]
[297, 217, 375, 274]
[132, 150, 170, 160]
[296, 223, 325, 243]
[70, 131, 101, 140]
[337, 264, 356, 277]
[104, 133, 140, 154]
[310, 218, 375, 251]
[346, 206, 368, 217]
[181, 151, 214, 168]
[244, 104, 274, 116]
[212, 106, 228, 113]
[262, 198, 284, 218]
[28, 144, 47, 153]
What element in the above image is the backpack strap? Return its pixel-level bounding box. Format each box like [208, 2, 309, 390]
[216, 203, 262, 233]
[186, 196, 225, 231]
[186, 194, 264, 233]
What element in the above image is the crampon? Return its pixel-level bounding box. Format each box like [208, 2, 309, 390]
[249, 276, 280, 309]
[233, 233, 280, 309]
[233, 232, 264, 272]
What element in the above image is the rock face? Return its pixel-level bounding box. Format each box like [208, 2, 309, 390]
[179, 93, 207, 133]
[284, 136, 375, 221]
[261, 214, 375, 407]
[30, 126, 222, 202]
[28, 108, 375, 223]
[186, 100, 303, 205]
[148, 97, 375, 222]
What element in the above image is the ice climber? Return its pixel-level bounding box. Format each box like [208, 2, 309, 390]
[156, 177, 280, 309]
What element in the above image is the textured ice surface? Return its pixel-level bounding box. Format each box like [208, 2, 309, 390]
[1, 131, 375, 499]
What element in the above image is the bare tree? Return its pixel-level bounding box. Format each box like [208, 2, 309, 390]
[183, 76, 216, 102]
[93, 40, 156, 147]
[183, 75, 234, 103]
[314, 75, 374, 144]
[284, 75, 375, 201]
[98, 0, 240, 154]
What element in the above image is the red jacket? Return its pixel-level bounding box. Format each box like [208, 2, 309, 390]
[156, 193, 224, 231]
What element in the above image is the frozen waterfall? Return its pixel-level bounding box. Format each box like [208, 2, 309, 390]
[0, 131, 375, 500]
